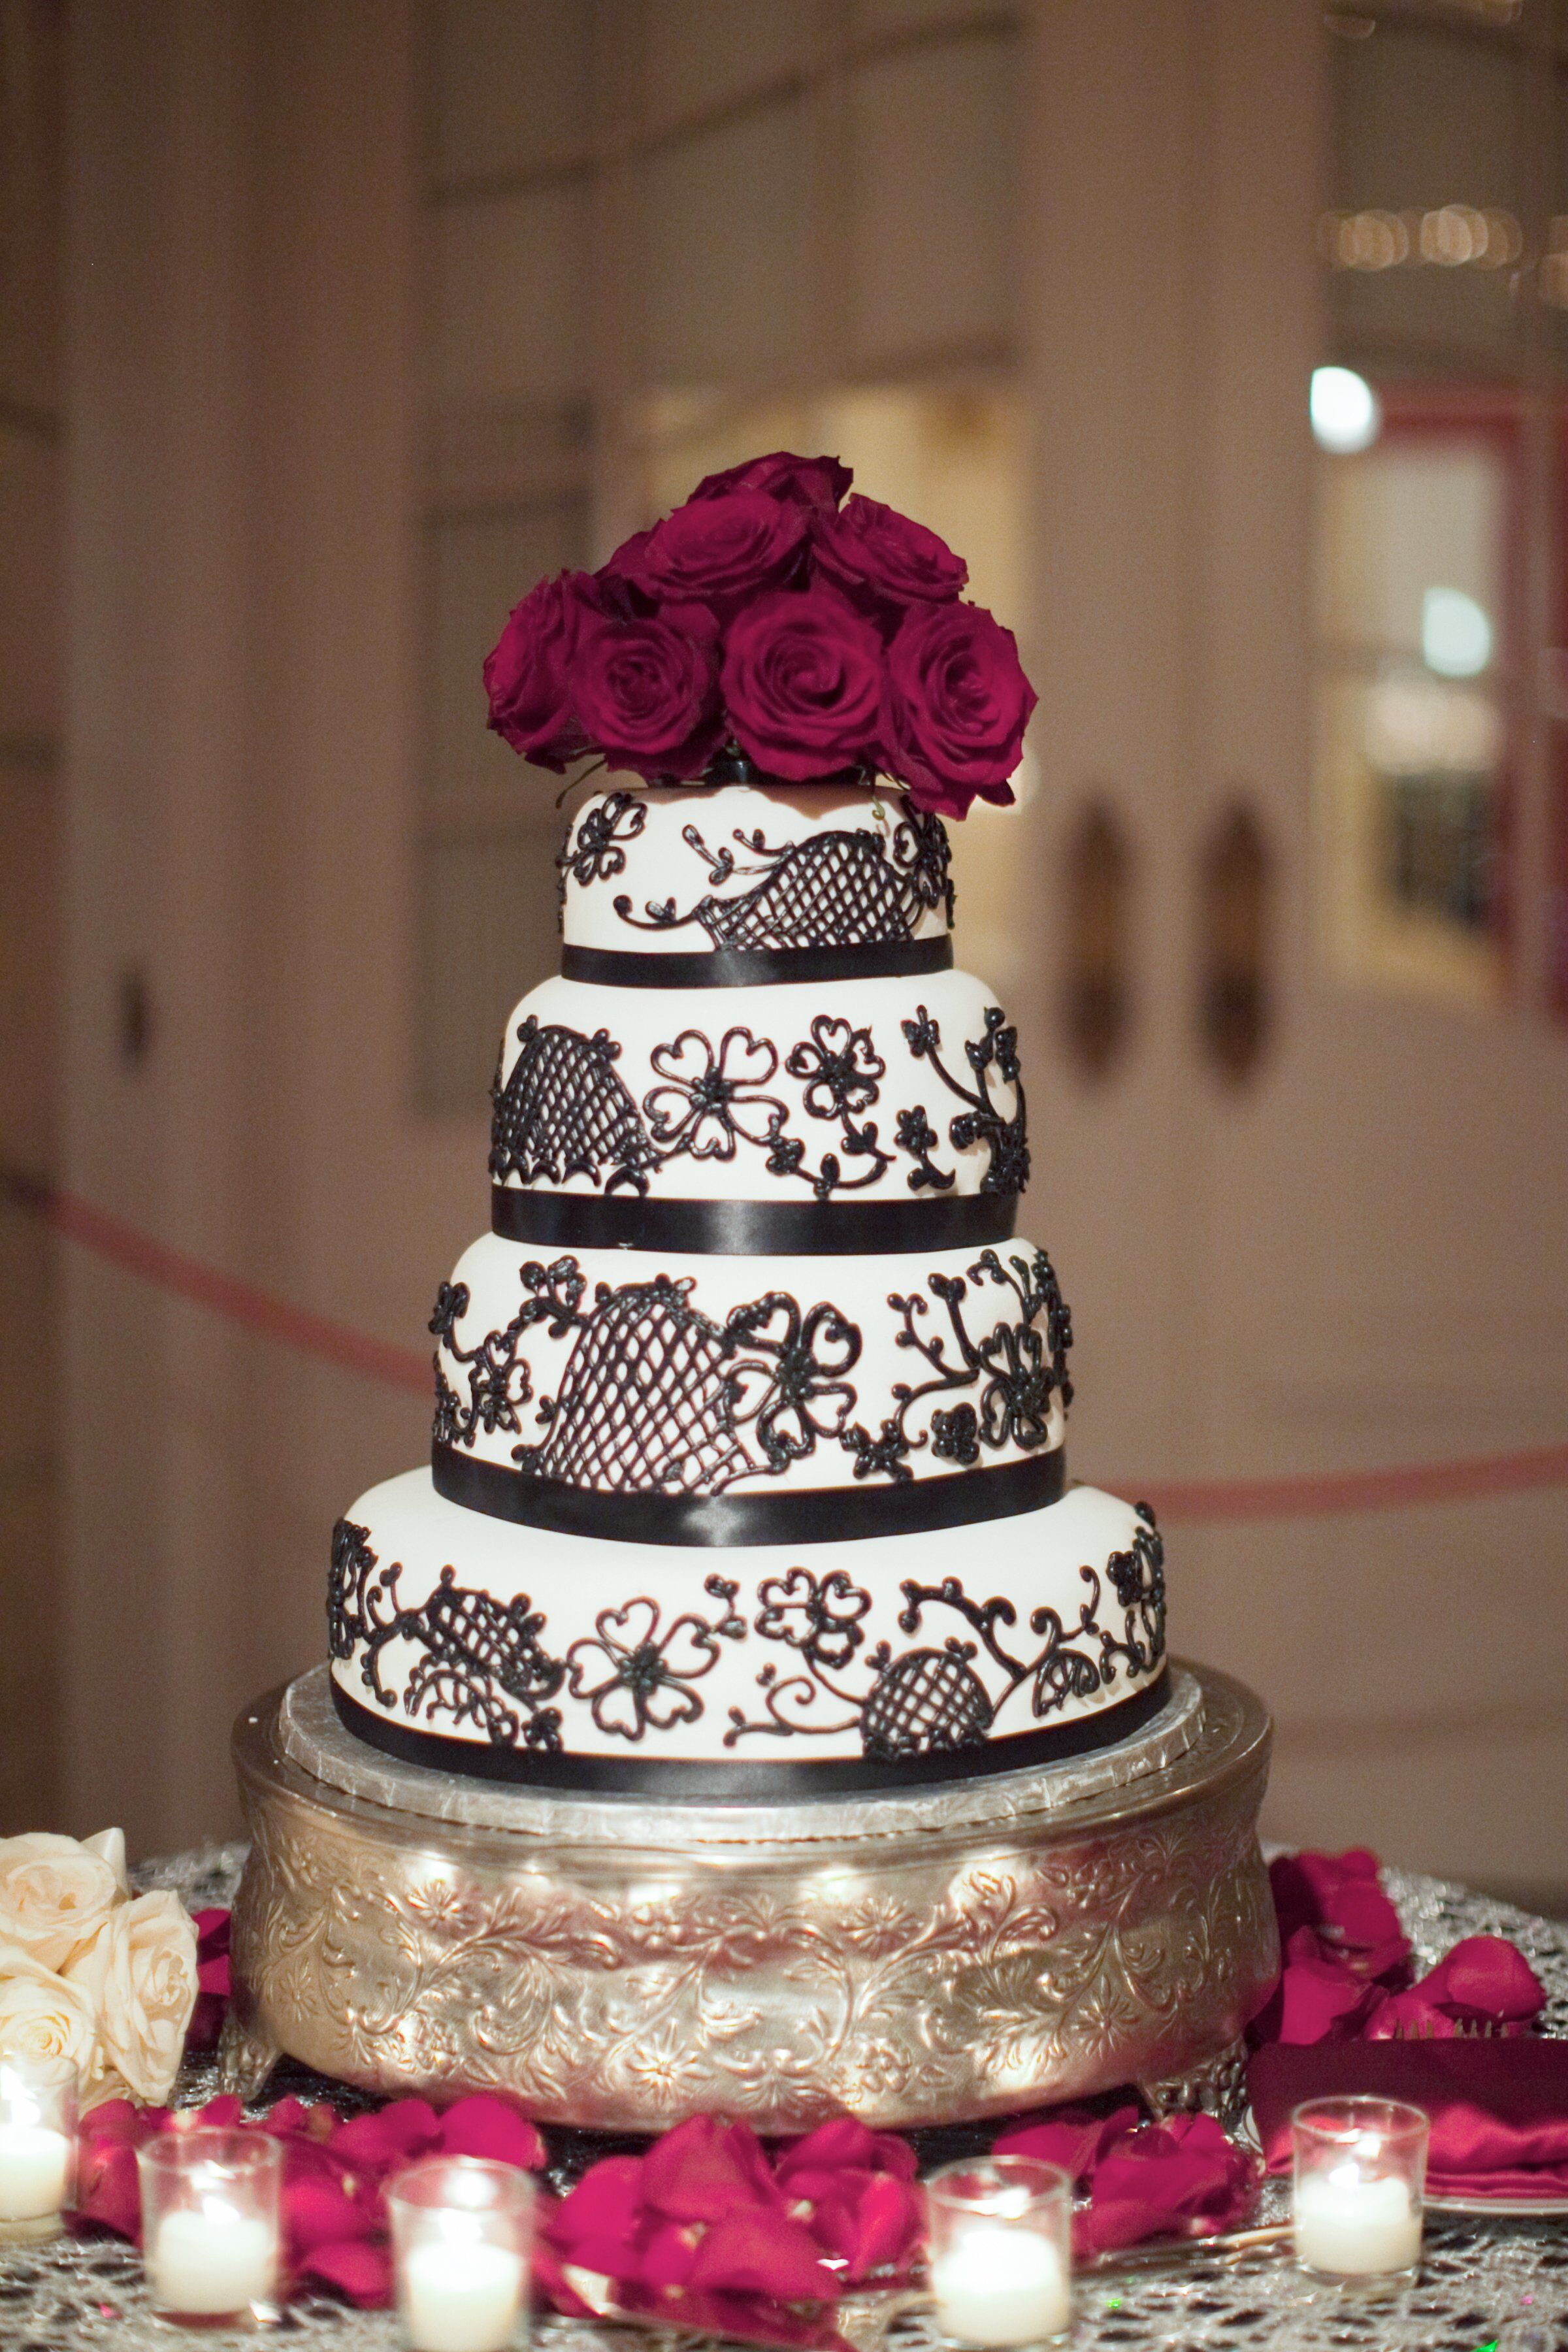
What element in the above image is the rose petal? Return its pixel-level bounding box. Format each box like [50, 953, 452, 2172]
[808, 2174, 925, 2283]
[640, 2115, 781, 2223]
[192, 1908, 231, 1959]
[685, 2208, 839, 2301]
[1434, 1935, 1546, 2023]
[777, 2117, 916, 2183]
[550, 2154, 648, 2252]
[434, 2094, 546, 2172]
[294, 2236, 395, 2308]
[331, 2098, 441, 2176]
[994, 2104, 1141, 2181]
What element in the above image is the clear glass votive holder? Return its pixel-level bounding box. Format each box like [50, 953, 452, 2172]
[0, 2056, 78, 2242]
[387, 2155, 534, 2352]
[137, 2129, 284, 2327]
[926, 2156, 1073, 2349]
[1292, 2096, 1428, 2287]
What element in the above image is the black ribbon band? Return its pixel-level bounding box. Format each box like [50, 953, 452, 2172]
[432, 1442, 1067, 1546]
[332, 1670, 1170, 1797]
[561, 938, 954, 989]
[489, 1185, 1018, 1256]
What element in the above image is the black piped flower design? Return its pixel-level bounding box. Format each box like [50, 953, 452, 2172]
[754, 1565, 872, 1671]
[786, 1017, 885, 1120]
[565, 1581, 745, 1741]
[725, 1294, 862, 1470]
[642, 1028, 789, 1161]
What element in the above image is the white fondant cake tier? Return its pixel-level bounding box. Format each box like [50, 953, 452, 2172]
[328, 1469, 1167, 1785]
[559, 783, 951, 956]
[433, 1233, 1069, 1502]
[490, 967, 1022, 1206]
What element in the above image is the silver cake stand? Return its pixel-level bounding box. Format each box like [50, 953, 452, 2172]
[220, 1660, 1276, 2132]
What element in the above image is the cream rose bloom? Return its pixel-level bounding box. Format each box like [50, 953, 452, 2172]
[0, 1828, 130, 1968]
[65, 1889, 197, 2106]
[0, 1944, 101, 2078]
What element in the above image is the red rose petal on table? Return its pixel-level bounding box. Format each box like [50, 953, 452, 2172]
[284, 2161, 370, 2261]
[777, 2117, 917, 2183]
[433, 2094, 547, 2172]
[640, 2115, 782, 2223]
[1438, 1935, 1547, 2022]
[685, 2208, 840, 2301]
[808, 2174, 925, 2282]
[1264, 1927, 1380, 2045]
[1365, 1935, 1546, 2039]
[551, 2153, 648, 2250]
[1075, 2115, 1253, 2258]
[994, 2104, 1142, 2180]
[331, 2098, 441, 2175]
[295, 2235, 394, 2308]
[191, 1908, 231, 1956]
[531, 2232, 598, 2320]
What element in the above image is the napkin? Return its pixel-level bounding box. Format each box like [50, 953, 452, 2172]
[1249, 2038, 1568, 2200]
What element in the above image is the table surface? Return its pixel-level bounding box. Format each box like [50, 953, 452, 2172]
[2, 1842, 1564, 2352]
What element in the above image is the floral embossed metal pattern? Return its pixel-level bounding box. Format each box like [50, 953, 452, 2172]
[7, 1840, 1565, 2352]
[223, 1666, 1279, 2133]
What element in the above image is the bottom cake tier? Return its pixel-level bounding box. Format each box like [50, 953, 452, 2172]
[328, 1469, 1168, 1791]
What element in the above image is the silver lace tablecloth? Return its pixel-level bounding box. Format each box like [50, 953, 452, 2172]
[3, 1843, 1564, 2351]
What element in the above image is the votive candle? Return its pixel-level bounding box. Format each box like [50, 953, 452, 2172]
[926, 2157, 1073, 2347]
[0, 2058, 76, 2239]
[387, 2155, 534, 2352]
[1292, 2097, 1428, 2283]
[137, 2129, 283, 2323]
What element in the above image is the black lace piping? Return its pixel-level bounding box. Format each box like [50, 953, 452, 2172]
[725, 1507, 1166, 1754]
[329, 1503, 1164, 1779]
[612, 810, 952, 952]
[488, 1004, 1026, 1204]
[333, 1669, 1169, 1793]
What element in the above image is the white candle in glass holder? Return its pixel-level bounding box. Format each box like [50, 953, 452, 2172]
[387, 2158, 534, 2352]
[401, 2230, 526, 2352]
[930, 2221, 1072, 2346]
[0, 2123, 73, 2223]
[0, 2060, 76, 2236]
[1293, 2165, 1421, 2277]
[147, 2200, 279, 2315]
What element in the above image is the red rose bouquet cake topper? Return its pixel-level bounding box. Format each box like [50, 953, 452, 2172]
[483, 451, 1036, 819]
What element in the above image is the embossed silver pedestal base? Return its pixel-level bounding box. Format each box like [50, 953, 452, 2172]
[223, 1661, 1276, 2132]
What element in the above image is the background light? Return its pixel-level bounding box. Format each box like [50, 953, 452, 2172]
[1422, 587, 1492, 678]
[1310, 366, 1381, 453]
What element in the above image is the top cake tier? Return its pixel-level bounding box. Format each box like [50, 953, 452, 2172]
[559, 783, 953, 975]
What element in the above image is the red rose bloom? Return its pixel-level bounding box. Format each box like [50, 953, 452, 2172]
[483, 570, 598, 771]
[721, 585, 884, 781]
[619, 491, 809, 608]
[689, 451, 852, 514]
[881, 601, 1036, 817]
[813, 493, 967, 617]
[572, 612, 722, 779]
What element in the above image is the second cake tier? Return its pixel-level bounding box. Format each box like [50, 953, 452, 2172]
[432, 1233, 1071, 1543]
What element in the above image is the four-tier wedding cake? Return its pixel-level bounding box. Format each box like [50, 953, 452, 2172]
[326, 453, 1168, 1795]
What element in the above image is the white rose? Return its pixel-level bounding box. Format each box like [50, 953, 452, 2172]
[0, 1829, 129, 1968]
[65, 1891, 198, 2106]
[0, 1944, 101, 2078]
